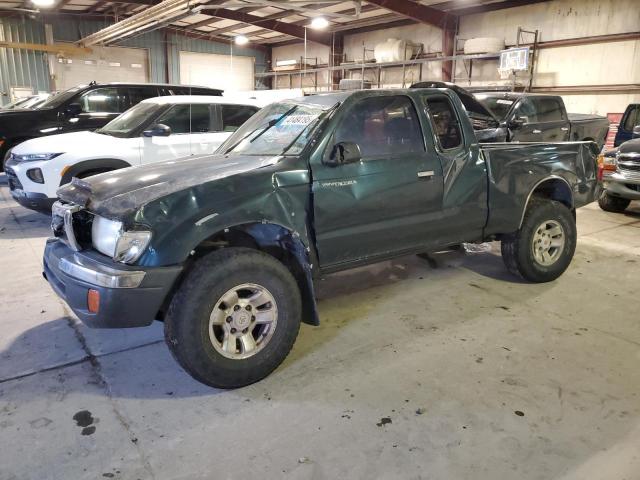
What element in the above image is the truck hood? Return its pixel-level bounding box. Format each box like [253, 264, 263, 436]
[57, 153, 282, 218]
[0, 108, 38, 120]
[12, 131, 120, 155]
[619, 138, 640, 153]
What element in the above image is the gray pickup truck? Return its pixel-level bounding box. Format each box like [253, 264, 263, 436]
[43, 89, 599, 388]
[598, 136, 640, 212]
[476, 92, 610, 148]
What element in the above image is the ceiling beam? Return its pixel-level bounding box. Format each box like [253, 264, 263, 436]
[186, 6, 296, 31]
[364, 0, 456, 29]
[199, 7, 332, 45]
[452, 0, 552, 16]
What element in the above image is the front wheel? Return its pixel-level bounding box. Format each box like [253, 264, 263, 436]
[164, 248, 302, 388]
[501, 198, 576, 283]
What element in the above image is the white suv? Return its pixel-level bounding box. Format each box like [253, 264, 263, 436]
[5, 95, 260, 212]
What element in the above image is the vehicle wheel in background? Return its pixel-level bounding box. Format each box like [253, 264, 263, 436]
[164, 247, 302, 388]
[597, 191, 630, 213]
[501, 198, 576, 283]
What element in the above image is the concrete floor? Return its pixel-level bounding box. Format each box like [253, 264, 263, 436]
[1, 176, 640, 480]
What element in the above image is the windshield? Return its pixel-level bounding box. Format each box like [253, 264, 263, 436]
[3, 97, 30, 109]
[218, 101, 330, 156]
[38, 85, 84, 109]
[99, 102, 160, 137]
[475, 94, 515, 121]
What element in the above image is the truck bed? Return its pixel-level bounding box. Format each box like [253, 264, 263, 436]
[480, 141, 599, 236]
[568, 112, 607, 122]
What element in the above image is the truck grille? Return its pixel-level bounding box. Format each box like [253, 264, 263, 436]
[618, 153, 640, 172]
[51, 201, 94, 251]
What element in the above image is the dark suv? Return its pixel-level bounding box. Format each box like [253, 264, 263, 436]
[0, 82, 222, 170]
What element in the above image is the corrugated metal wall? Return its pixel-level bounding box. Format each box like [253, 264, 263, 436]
[0, 16, 269, 105]
[0, 17, 50, 106]
[51, 18, 168, 84]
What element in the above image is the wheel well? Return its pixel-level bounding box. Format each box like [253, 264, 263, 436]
[518, 178, 574, 228]
[60, 159, 131, 185]
[162, 223, 319, 326]
[582, 137, 595, 142]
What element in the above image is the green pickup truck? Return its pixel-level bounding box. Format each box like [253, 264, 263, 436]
[43, 89, 599, 388]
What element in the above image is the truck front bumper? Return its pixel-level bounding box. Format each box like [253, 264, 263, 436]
[43, 238, 183, 328]
[604, 173, 640, 201]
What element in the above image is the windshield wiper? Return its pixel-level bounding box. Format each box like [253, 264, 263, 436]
[223, 105, 298, 155]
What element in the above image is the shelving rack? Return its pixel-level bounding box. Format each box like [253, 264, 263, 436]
[257, 51, 502, 91]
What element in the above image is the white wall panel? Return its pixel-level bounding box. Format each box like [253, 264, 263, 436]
[179, 51, 254, 92]
[53, 45, 149, 91]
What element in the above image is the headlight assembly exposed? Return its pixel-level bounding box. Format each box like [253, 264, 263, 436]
[91, 215, 151, 264]
[15, 152, 63, 162]
[114, 231, 152, 264]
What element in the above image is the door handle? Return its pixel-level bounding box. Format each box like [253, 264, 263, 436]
[532, 129, 542, 134]
[417, 170, 435, 178]
[560, 127, 569, 131]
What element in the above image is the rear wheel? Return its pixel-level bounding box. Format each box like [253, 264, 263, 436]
[598, 191, 630, 213]
[164, 247, 302, 388]
[501, 198, 576, 283]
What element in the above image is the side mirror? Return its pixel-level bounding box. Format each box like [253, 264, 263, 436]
[65, 103, 82, 116]
[325, 141, 361, 166]
[509, 117, 526, 129]
[633, 125, 640, 139]
[143, 123, 171, 137]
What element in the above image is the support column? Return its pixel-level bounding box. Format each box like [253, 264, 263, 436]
[442, 26, 455, 82]
[329, 33, 344, 91]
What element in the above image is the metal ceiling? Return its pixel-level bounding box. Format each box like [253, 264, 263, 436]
[0, 0, 553, 46]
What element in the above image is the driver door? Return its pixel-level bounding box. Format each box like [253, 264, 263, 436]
[310, 94, 444, 269]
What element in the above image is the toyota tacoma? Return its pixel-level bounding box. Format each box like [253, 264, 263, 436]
[42, 89, 599, 388]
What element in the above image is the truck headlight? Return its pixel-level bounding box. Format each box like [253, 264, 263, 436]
[15, 152, 63, 162]
[92, 216, 151, 264]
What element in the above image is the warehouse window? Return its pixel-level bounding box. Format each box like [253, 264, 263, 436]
[221, 105, 259, 132]
[334, 95, 424, 158]
[79, 88, 126, 114]
[425, 96, 462, 150]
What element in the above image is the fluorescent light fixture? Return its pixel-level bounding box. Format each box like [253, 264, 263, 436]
[235, 35, 249, 46]
[32, 0, 55, 7]
[309, 17, 329, 30]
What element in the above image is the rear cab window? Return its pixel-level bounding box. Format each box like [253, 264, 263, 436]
[424, 95, 463, 150]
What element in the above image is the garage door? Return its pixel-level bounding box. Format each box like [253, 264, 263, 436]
[179, 51, 254, 92]
[54, 45, 149, 91]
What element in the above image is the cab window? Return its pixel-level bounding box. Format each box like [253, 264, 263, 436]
[532, 97, 565, 122]
[333, 95, 424, 158]
[128, 87, 160, 107]
[155, 104, 212, 134]
[79, 87, 127, 113]
[512, 98, 538, 123]
[221, 105, 259, 132]
[425, 96, 462, 150]
[623, 106, 640, 131]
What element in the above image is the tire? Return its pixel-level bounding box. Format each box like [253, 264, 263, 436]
[501, 198, 576, 283]
[598, 191, 630, 213]
[164, 247, 302, 388]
